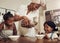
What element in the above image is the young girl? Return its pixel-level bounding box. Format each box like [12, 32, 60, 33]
[0, 12, 17, 38]
[43, 21, 58, 40]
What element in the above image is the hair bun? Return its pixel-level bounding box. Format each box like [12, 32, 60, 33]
[7, 12, 11, 14]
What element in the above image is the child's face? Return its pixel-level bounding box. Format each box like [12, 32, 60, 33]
[5, 17, 14, 26]
[44, 24, 53, 33]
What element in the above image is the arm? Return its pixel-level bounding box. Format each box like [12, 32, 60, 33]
[0, 22, 4, 31]
[40, 2, 46, 10]
[14, 14, 23, 21]
[13, 23, 17, 35]
[14, 14, 29, 21]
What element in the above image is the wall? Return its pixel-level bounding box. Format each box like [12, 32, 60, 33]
[46, 0, 60, 10]
[0, 0, 31, 10]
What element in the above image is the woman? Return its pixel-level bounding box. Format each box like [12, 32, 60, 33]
[16, 2, 42, 37]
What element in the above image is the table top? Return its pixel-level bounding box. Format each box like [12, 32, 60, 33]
[0, 37, 60, 43]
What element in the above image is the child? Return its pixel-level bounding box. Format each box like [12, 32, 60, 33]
[0, 12, 17, 38]
[43, 21, 58, 40]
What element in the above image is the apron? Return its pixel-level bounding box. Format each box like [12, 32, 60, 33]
[24, 27, 37, 37]
[0, 24, 13, 38]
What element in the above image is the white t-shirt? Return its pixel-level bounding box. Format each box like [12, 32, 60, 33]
[47, 32, 58, 39]
[16, 5, 39, 37]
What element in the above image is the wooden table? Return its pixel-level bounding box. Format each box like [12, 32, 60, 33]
[0, 37, 60, 43]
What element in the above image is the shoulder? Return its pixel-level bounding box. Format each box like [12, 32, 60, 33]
[0, 22, 4, 25]
[13, 23, 16, 26]
[52, 32, 58, 39]
[0, 22, 4, 28]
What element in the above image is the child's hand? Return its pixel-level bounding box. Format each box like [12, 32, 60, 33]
[43, 34, 50, 39]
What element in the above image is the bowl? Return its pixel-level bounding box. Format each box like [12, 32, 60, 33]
[8, 35, 20, 41]
[36, 35, 45, 39]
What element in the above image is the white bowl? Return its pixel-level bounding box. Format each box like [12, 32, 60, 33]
[8, 35, 20, 41]
[36, 35, 45, 39]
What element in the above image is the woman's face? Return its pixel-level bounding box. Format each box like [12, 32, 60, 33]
[28, 3, 40, 11]
[5, 17, 14, 26]
[44, 24, 53, 33]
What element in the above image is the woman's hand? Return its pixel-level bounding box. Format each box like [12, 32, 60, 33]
[14, 14, 22, 21]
